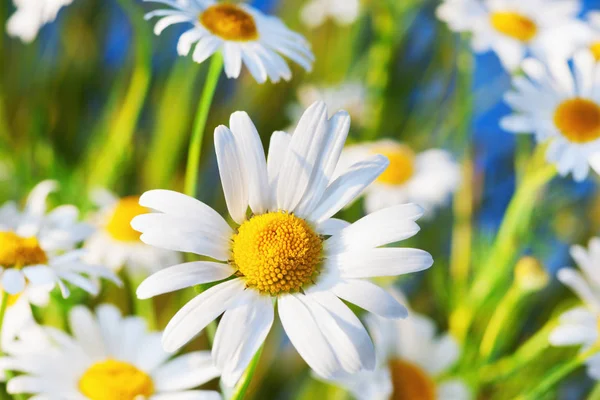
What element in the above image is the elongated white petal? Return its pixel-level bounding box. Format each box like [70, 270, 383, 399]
[558, 268, 600, 311]
[213, 291, 274, 386]
[25, 180, 57, 216]
[230, 112, 270, 214]
[215, 126, 249, 224]
[69, 306, 106, 360]
[223, 42, 243, 79]
[331, 279, 408, 318]
[162, 279, 246, 352]
[1, 270, 25, 295]
[267, 130, 291, 203]
[152, 351, 220, 391]
[316, 218, 350, 236]
[549, 323, 597, 346]
[137, 261, 235, 299]
[331, 248, 433, 279]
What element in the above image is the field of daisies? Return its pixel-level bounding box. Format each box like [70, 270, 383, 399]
[5, 0, 600, 399]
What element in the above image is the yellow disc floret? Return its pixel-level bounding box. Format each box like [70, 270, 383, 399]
[200, 4, 259, 42]
[105, 196, 148, 242]
[590, 42, 600, 61]
[232, 212, 323, 295]
[78, 359, 154, 400]
[490, 12, 537, 42]
[375, 145, 416, 186]
[0, 232, 47, 267]
[554, 98, 600, 143]
[389, 359, 436, 400]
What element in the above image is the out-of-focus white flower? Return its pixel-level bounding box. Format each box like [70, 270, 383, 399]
[300, 0, 360, 28]
[144, 0, 314, 84]
[0, 304, 221, 399]
[290, 83, 367, 128]
[436, 0, 588, 71]
[330, 302, 471, 400]
[549, 238, 600, 380]
[501, 51, 600, 181]
[7, 0, 73, 43]
[337, 140, 460, 215]
[84, 189, 181, 276]
[133, 102, 433, 386]
[0, 180, 119, 297]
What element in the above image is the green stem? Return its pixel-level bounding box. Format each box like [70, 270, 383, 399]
[184, 54, 223, 198]
[229, 346, 264, 400]
[479, 285, 522, 360]
[129, 271, 157, 330]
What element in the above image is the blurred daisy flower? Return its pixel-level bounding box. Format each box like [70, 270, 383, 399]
[133, 102, 433, 385]
[6, 0, 73, 43]
[0, 304, 221, 399]
[501, 51, 600, 181]
[0, 180, 119, 296]
[0, 288, 44, 361]
[549, 238, 600, 379]
[576, 12, 600, 61]
[331, 310, 471, 400]
[337, 140, 461, 215]
[290, 83, 367, 128]
[144, 0, 314, 83]
[436, 0, 586, 71]
[84, 189, 181, 275]
[300, 0, 360, 28]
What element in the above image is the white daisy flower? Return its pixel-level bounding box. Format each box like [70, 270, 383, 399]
[300, 0, 360, 28]
[573, 12, 600, 62]
[330, 310, 471, 400]
[336, 140, 460, 215]
[144, 0, 314, 83]
[84, 189, 181, 275]
[133, 101, 433, 385]
[549, 237, 600, 379]
[6, 0, 73, 43]
[290, 83, 367, 129]
[436, 0, 586, 71]
[0, 304, 221, 399]
[0, 180, 120, 296]
[501, 51, 600, 181]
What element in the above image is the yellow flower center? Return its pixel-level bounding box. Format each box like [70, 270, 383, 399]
[200, 4, 259, 42]
[78, 359, 154, 400]
[105, 196, 148, 242]
[232, 212, 323, 295]
[375, 145, 416, 185]
[389, 359, 436, 400]
[591, 42, 600, 61]
[490, 12, 537, 42]
[554, 98, 600, 143]
[0, 232, 47, 268]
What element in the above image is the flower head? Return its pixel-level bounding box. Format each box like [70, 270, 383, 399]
[0, 304, 221, 399]
[144, 0, 314, 83]
[133, 102, 433, 385]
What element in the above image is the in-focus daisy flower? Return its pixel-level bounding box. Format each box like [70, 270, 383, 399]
[290, 83, 367, 129]
[501, 51, 600, 181]
[144, 0, 314, 83]
[0, 180, 119, 296]
[331, 309, 471, 400]
[0, 304, 221, 399]
[6, 0, 73, 43]
[84, 189, 181, 275]
[300, 0, 360, 28]
[133, 102, 433, 385]
[436, 0, 586, 71]
[337, 140, 461, 215]
[549, 237, 600, 379]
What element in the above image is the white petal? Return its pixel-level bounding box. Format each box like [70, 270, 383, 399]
[69, 306, 106, 360]
[315, 218, 350, 236]
[549, 323, 597, 346]
[212, 291, 274, 386]
[215, 126, 248, 224]
[137, 261, 235, 299]
[21, 266, 56, 286]
[331, 280, 408, 318]
[162, 279, 246, 352]
[1, 270, 25, 295]
[558, 268, 600, 311]
[267, 130, 291, 201]
[429, 334, 460, 374]
[192, 36, 221, 64]
[25, 180, 57, 216]
[223, 42, 242, 78]
[331, 248, 433, 279]
[152, 351, 220, 391]
[150, 391, 221, 400]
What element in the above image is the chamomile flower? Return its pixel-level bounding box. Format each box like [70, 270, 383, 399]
[0, 304, 221, 399]
[436, 0, 586, 71]
[331, 311, 471, 400]
[337, 140, 461, 215]
[133, 102, 433, 385]
[7, 0, 73, 43]
[144, 0, 314, 83]
[300, 0, 360, 28]
[501, 51, 600, 181]
[549, 237, 600, 379]
[0, 180, 119, 296]
[575, 12, 600, 61]
[84, 189, 181, 275]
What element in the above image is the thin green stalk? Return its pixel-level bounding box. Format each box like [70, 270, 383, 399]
[184, 54, 223, 198]
[229, 346, 264, 400]
[479, 285, 522, 360]
[129, 271, 156, 330]
[87, 0, 152, 188]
